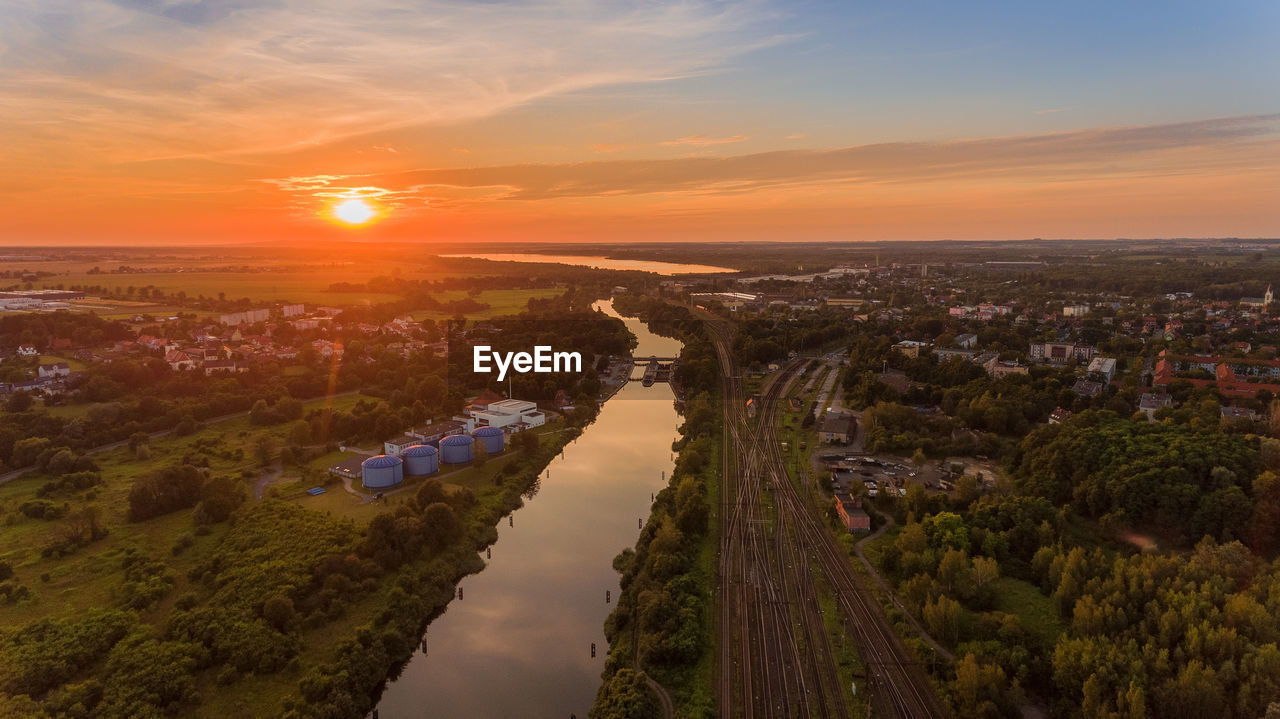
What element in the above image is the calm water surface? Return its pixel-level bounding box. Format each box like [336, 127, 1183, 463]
[439, 252, 735, 276]
[372, 302, 681, 718]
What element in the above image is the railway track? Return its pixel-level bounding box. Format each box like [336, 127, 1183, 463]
[709, 319, 947, 719]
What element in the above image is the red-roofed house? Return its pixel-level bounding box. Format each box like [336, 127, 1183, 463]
[165, 350, 196, 371]
[471, 388, 505, 411]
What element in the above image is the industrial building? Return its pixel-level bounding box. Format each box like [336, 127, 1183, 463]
[473, 426, 505, 454]
[836, 494, 871, 532]
[402, 444, 440, 476]
[439, 434, 475, 464]
[384, 420, 467, 455]
[469, 399, 545, 431]
[361, 455, 404, 489]
[0, 289, 85, 301]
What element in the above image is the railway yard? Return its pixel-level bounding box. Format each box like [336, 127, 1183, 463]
[710, 320, 948, 718]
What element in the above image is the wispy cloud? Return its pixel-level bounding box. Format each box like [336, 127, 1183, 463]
[261, 114, 1280, 208]
[0, 0, 782, 165]
[660, 134, 750, 147]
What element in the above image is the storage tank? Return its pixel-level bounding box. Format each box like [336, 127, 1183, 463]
[439, 434, 474, 464]
[472, 426, 505, 454]
[402, 444, 439, 476]
[361, 454, 404, 489]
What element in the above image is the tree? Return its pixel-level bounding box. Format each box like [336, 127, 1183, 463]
[5, 391, 33, 413]
[289, 420, 312, 446]
[253, 434, 276, 467]
[414, 479, 447, 511]
[421, 502, 461, 549]
[58, 506, 106, 546]
[911, 447, 927, 468]
[937, 547, 975, 598]
[923, 594, 965, 645]
[954, 474, 980, 508]
[953, 653, 1010, 718]
[127, 464, 204, 521]
[262, 595, 296, 632]
[972, 555, 999, 591]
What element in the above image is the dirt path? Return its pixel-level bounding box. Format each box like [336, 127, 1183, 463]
[252, 465, 284, 500]
[853, 515, 955, 663]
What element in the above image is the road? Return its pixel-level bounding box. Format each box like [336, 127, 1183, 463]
[710, 321, 948, 719]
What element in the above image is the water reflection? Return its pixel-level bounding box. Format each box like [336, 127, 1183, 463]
[372, 304, 681, 719]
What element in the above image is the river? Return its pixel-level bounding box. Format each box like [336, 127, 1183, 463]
[439, 252, 735, 276]
[371, 299, 681, 718]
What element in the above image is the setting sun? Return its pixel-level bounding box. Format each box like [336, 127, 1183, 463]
[333, 198, 376, 225]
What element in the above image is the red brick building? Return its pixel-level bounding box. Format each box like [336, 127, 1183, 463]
[836, 494, 871, 532]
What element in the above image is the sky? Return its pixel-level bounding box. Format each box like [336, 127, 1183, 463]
[1, 0, 1278, 245]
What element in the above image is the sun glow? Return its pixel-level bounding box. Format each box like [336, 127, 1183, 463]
[333, 198, 376, 225]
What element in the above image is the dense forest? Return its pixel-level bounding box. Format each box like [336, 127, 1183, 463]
[868, 411, 1280, 718]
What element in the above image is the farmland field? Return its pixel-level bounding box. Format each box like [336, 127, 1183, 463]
[38, 270, 405, 305]
[27, 270, 561, 313]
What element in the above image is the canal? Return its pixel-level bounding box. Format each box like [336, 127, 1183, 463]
[371, 299, 682, 718]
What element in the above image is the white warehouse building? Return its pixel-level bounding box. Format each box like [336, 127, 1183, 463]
[470, 399, 545, 431]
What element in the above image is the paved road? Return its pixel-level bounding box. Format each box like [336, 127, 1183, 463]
[0, 390, 362, 488]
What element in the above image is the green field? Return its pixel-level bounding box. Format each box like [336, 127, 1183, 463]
[41, 270, 404, 305]
[34, 271, 562, 316]
[989, 576, 1064, 645]
[0, 390, 575, 717]
[37, 354, 87, 371]
[412, 287, 565, 319]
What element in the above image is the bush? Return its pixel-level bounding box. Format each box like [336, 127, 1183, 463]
[20, 499, 67, 520]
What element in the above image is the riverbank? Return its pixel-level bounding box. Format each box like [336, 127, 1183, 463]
[592, 300, 721, 719]
[365, 299, 686, 718]
[281, 425, 583, 719]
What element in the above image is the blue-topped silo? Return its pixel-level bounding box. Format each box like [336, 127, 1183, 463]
[361, 454, 404, 489]
[439, 434, 475, 464]
[473, 426, 505, 454]
[402, 444, 439, 476]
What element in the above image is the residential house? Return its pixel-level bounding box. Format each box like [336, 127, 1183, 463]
[1071, 379, 1104, 397]
[1087, 357, 1118, 383]
[1048, 407, 1073, 425]
[991, 361, 1029, 379]
[1138, 393, 1173, 420]
[165, 350, 196, 371]
[1221, 406, 1258, 421]
[203, 359, 239, 375]
[892, 340, 928, 358]
[37, 362, 70, 379]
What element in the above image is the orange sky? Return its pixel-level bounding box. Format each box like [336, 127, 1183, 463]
[2, 1, 1278, 244]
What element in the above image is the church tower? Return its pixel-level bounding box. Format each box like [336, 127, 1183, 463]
[1266, 283, 1274, 308]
